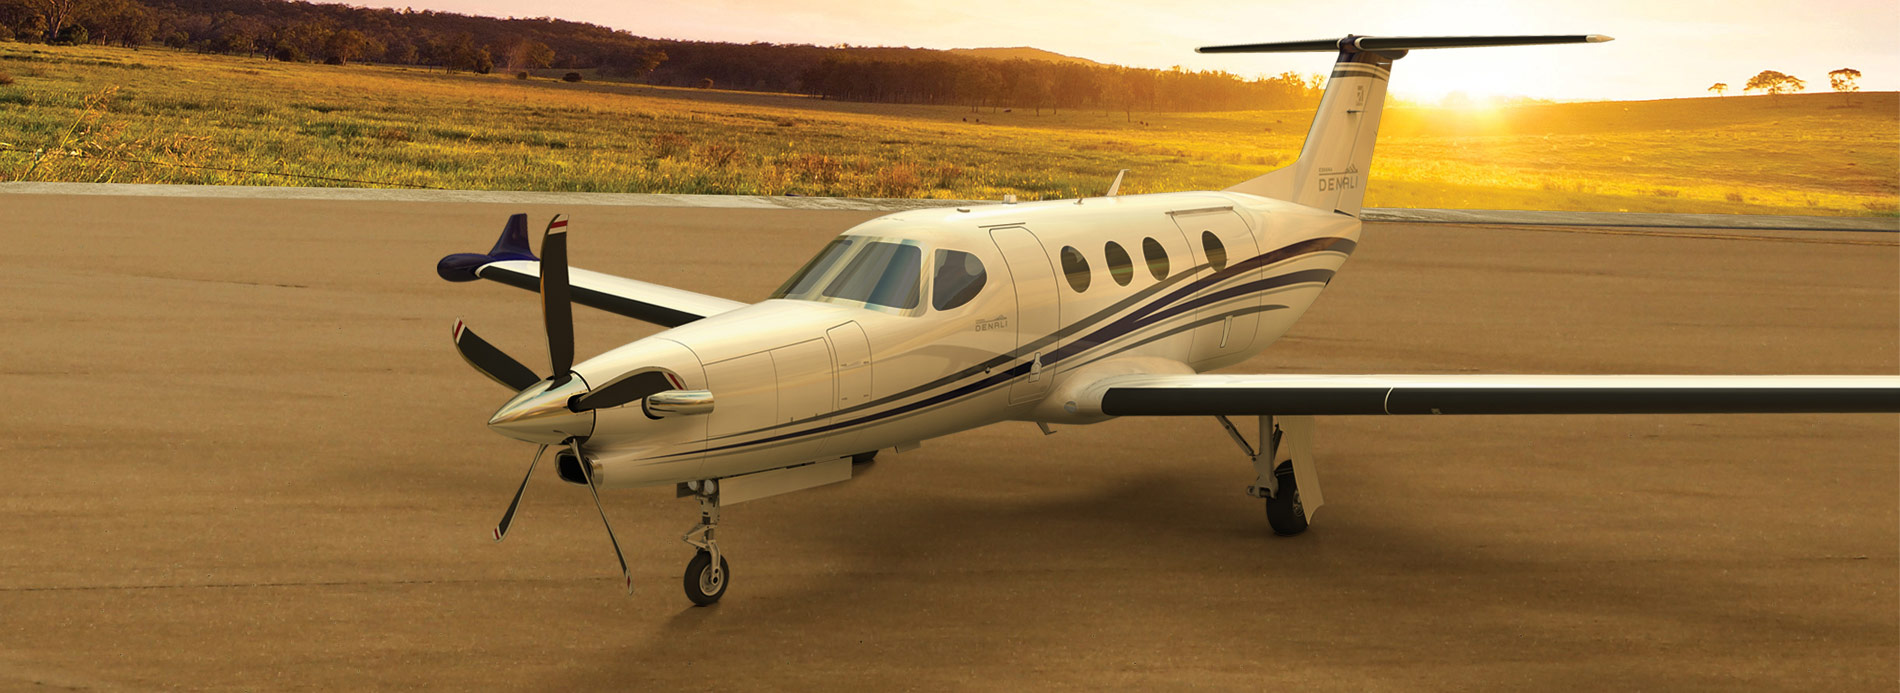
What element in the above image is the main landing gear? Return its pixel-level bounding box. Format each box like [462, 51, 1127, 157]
[1216, 414, 1324, 536]
[680, 480, 727, 606]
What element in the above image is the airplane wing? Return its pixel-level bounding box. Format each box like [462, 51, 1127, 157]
[436, 214, 747, 327]
[1089, 374, 1900, 416]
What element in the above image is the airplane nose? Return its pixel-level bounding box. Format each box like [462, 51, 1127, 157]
[488, 375, 595, 444]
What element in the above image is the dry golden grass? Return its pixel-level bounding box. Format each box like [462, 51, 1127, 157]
[2, 43, 1894, 216]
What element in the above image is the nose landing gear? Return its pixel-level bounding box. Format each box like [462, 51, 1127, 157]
[681, 481, 727, 606]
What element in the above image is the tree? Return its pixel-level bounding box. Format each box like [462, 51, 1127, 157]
[83, 0, 152, 48]
[321, 27, 367, 64]
[1744, 70, 1804, 98]
[1827, 68, 1861, 92]
[27, 0, 92, 42]
[1828, 68, 1861, 105]
[506, 38, 552, 70]
[50, 20, 82, 44]
[1707, 82, 1727, 97]
[383, 39, 416, 65]
[600, 44, 665, 80]
[216, 28, 251, 56]
[444, 32, 482, 73]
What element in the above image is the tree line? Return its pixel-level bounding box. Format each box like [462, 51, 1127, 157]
[0, 0, 1322, 113]
[1707, 68, 1862, 98]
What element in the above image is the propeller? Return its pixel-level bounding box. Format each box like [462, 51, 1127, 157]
[540, 216, 574, 384]
[453, 321, 540, 392]
[451, 214, 632, 593]
[572, 438, 632, 594]
[493, 444, 547, 542]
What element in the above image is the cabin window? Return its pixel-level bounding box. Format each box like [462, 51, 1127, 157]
[932, 250, 987, 311]
[1060, 246, 1091, 293]
[823, 241, 921, 309]
[1201, 231, 1227, 271]
[1104, 241, 1133, 286]
[1142, 237, 1168, 279]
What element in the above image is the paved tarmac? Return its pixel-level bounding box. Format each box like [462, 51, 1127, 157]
[1, 192, 1894, 691]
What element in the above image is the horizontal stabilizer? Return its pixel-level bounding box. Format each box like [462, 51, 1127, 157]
[1198, 34, 1611, 54]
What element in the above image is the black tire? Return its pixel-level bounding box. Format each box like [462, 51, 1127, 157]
[683, 550, 729, 606]
[850, 451, 878, 465]
[1264, 460, 1308, 536]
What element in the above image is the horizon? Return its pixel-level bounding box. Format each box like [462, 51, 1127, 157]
[339, 0, 1898, 102]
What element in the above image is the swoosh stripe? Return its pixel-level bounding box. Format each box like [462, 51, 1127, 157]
[647, 236, 1356, 459]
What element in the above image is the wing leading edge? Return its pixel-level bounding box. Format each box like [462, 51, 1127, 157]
[437, 213, 746, 327]
[1095, 374, 1900, 416]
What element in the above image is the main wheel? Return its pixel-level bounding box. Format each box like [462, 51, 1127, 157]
[683, 550, 729, 606]
[850, 451, 878, 465]
[1264, 460, 1308, 536]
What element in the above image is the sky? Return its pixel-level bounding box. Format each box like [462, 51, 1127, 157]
[359, 0, 1898, 102]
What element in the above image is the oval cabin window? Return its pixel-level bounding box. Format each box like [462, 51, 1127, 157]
[1104, 241, 1133, 286]
[931, 249, 987, 311]
[1060, 246, 1091, 293]
[1201, 231, 1227, 271]
[1142, 237, 1168, 280]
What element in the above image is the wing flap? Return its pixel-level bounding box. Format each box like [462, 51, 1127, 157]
[1097, 374, 1900, 416]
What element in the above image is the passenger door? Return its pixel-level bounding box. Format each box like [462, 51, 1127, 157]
[989, 226, 1058, 405]
[1172, 208, 1261, 365]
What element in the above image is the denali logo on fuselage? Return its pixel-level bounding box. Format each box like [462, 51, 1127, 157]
[1317, 174, 1356, 191]
[975, 315, 1009, 332]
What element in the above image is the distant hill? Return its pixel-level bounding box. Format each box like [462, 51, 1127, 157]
[945, 47, 1105, 67]
[1, 0, 1316, 111]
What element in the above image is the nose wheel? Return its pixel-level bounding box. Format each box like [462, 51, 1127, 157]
[684, 550, 729, 605]
[681, 481, 728, 606]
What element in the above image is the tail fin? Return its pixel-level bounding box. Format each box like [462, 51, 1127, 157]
[1206, 34, 1611, 216]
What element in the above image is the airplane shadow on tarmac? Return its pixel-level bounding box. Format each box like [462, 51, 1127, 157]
[547, 459, 1884, 689]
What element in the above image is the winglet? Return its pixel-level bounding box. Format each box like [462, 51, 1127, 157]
[437, 213, 540, 282]
[489, 213, 537, 260]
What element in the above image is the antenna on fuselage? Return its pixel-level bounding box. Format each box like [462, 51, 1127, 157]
[1106, 169, 1128, 197]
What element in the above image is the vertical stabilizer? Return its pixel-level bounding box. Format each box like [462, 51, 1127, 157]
[1202, 35, 1610, 217]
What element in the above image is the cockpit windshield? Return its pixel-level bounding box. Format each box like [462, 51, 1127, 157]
[772, 237, 922, 311]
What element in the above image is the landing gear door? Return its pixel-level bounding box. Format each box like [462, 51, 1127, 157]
[1172, 208, 1262, 365]
[989, 226, 1057, 405]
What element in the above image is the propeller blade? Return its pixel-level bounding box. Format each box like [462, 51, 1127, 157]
[571, 440, 632, 595]
[540, 215, 574, 381]
[493, 444, 548, 542]
[453, 320, 542, 392]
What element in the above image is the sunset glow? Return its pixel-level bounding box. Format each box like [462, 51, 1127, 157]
[360, 0, 1897, 102]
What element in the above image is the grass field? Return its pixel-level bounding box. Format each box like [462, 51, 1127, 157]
[1, 43, 1895, 216]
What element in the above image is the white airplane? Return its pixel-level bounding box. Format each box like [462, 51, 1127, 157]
[437, 35, 1900, 606]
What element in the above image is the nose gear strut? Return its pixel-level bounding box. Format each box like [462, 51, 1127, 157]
[681, 481, 728, 605]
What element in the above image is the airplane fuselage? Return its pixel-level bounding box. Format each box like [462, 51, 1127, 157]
[565, 190, 1361, 488]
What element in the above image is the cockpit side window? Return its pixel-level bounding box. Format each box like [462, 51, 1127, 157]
[931, 249, 986, 311]
[821, 241, 921, 309]
[772, 238, 853, 299]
